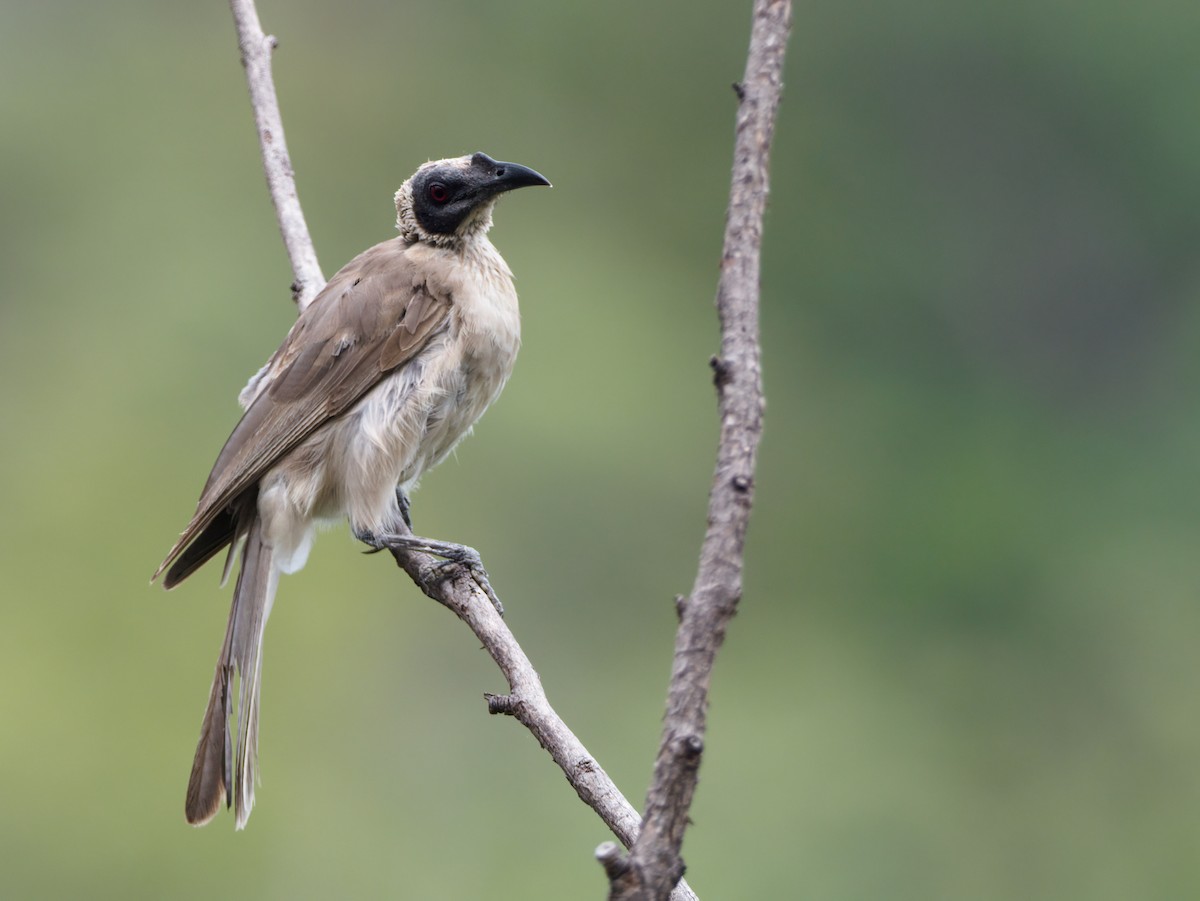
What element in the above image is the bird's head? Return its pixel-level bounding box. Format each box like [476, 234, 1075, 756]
[395, 152, 551, 248]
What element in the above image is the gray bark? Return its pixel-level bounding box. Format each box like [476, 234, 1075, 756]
[229, 0, 325, 308]
[604, 1, 791, 897]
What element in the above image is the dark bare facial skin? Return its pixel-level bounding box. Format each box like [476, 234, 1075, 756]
[411, 152, 550, 235]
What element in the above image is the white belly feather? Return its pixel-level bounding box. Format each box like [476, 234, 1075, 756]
[257, 238, 521, 571]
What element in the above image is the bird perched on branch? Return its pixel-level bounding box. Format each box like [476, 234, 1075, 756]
[154, 152, 550, 829]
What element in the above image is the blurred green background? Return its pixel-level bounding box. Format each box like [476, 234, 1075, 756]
[2, 0, 1198, 898]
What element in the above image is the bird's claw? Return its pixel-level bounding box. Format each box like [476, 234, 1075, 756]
[354, 528, 387, 554]
[429, 545, 504, 617]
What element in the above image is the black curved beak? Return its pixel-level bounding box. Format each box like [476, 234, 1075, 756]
[470, 152, 552, 194]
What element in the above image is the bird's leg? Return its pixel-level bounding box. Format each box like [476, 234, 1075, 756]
[355, 523, 504, 616]
[395, 487, 413, 530]
[359, 489, 414, 554]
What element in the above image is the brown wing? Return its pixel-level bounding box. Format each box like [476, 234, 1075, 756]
[155, 237, 452, 585]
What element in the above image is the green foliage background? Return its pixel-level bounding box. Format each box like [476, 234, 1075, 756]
[2, 1, 1197, 898]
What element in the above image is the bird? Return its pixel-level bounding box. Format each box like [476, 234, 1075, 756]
[154, 152, 550, 829]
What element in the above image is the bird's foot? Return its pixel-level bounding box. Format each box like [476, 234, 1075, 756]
[356, 529, 504, 616]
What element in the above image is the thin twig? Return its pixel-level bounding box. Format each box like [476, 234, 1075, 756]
[606, 1, 790, 898]
[228, 0, 325, 308]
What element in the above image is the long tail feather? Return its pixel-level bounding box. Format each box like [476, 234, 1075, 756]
[184, 514, 277, 829]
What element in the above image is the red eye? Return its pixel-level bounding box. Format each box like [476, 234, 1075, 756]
[428, 183, 449, 204]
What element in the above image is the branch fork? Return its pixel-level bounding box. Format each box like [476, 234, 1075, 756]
[226, 0, 788, 897]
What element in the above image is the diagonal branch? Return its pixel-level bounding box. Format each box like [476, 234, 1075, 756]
[384, 537, 696, 901]
[605, 1, 791, 898]
[229, 0, 325, 309]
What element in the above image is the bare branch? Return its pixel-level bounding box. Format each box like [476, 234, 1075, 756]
[607, 1, 791, 898]
[389, 547, 643, 836]
[229, 0, 325, 308]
